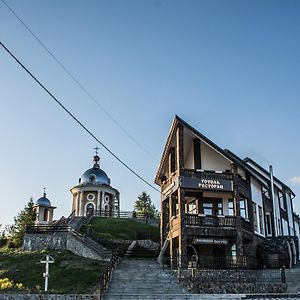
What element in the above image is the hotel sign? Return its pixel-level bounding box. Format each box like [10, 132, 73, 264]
[193, 238, 228, 245]
[180, 177, 233, 192]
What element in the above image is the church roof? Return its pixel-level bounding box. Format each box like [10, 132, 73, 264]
[79, 153, 111, 186]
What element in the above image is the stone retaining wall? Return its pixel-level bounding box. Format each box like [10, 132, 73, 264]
[23, 232, 107, 261]
[179, 268, 287, 294]
[0, 294, 96, 300]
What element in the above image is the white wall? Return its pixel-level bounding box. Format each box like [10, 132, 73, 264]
[274, 192, 281, 236]
[286, 192, 294, 233]
[184, 142, 194, 169]
[201, 141, 231, 171]
[250, 178, 265, 236]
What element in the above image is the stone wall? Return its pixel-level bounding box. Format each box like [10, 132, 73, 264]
[66, 233, 104, 260]
[23, 232, 108, 261]
[24, 233, 68, 251]
[0, 294, 96, 300]
[136, 239, 159, 250]
[178, 268, 287, 294]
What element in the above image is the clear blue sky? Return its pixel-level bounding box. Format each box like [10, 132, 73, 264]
[1, 0, 299, 226]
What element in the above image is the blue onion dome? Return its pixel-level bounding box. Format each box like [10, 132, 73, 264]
[79, 155, 111, 185]
[36, 192, 52, 207]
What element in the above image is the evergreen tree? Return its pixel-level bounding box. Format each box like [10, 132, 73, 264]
[6, 198, 36, 247]
[134, 191, 159, 219]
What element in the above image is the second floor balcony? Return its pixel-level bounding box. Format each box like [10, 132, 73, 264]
[183, 214, 253, 238]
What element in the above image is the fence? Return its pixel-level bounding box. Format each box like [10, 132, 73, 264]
[166, 255, 258, 270]
[99, 255, 119, 299]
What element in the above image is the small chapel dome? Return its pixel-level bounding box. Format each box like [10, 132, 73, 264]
[36, 192, 52, 207]
[79, 154, 111, 186]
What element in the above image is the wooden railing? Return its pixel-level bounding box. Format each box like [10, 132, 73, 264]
[99, 255, 119, 299]
[185, 214, 236, 227]
[182, 169, 233, 181]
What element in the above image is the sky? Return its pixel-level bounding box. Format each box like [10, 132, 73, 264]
[0, 0, 299, 227]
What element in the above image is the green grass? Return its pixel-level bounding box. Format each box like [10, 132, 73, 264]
[0, 249, 107, 294]
[88, 217, 159, 240]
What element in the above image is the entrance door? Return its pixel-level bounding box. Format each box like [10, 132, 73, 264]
[86, 203, 94, 218]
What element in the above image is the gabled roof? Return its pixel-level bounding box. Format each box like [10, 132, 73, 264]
[243, 157, 295, 197]
[155, 115, 236, 184]
[155, 116, 296, 198]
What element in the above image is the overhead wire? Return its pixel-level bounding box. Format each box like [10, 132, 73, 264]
[0, 0, 158, 162]
[0, 41, 160, 193]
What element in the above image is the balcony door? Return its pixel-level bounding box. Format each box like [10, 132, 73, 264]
[202, 198, 223, 216]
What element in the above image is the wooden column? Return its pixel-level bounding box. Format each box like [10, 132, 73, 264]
[232, 164, 244, 259]
[176, 124, 187, 268]
[169, 195, 174, 269]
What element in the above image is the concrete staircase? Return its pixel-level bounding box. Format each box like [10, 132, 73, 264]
[103, 259, 244, 300]
[286, 262, 300, 293]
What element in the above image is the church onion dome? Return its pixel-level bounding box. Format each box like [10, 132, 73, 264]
[79, 154, 111, 186]
[36, 192, 52, 207]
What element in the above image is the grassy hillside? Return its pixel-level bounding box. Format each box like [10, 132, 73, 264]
[87, 217, 159, 240]
[0, 249, 107, 294]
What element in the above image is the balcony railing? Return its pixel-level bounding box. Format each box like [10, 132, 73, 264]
[185, 214, 236, 227]
[182, 169, 233, 181]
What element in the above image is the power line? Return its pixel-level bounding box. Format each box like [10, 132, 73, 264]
[0, 41, 160, 193]
[1, 0, 158, 162]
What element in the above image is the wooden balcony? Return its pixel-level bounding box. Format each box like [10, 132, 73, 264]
[182, 169, 233, 181]
[184, 214, 253, 238]
[185, 214, 236, 227]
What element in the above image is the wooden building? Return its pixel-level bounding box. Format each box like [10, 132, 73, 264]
[156, 116, 299, 269]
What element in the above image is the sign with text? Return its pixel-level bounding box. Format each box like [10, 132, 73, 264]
[193, 238, 228, 245]
[180, 176, 233, 192]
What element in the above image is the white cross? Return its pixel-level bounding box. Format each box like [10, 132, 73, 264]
[40, 255, 55, 292]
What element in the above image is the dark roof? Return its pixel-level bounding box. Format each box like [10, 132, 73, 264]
[155, 115, 295, 197]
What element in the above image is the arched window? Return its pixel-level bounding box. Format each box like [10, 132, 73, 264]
[86, 203, 95, 217]
[43, 209, 49, 222]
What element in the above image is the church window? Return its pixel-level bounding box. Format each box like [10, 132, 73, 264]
[43, 209, 49, 222]
[87, 193, 95, 201]
[89, 175, 96, 183]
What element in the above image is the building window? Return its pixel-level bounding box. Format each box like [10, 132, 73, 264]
[87, 193, 95, 201]
[239, 199, 247, 219]
[89, 175, 96, 183]
[253, 202, 258, 232]
[228, 199, 234, 216]
[262, 186, 270, 199]
[231, 244, 237, 257]
[217, 202, 223, 215]
[169, 147, 176, 174]
[258, 206, 264, 234]
[43, 209, 49, 222]
[278, 219, 282, 236]
[278, 192, 287, 211]
[188, 202, 197, 214]
[203, 202, 213, 215]
[265, 213, 272, 236]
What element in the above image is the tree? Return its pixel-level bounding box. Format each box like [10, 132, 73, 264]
[0, 224, 7, 247]
[6, 198, 36, 247]
[134, 191, 159, 220]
